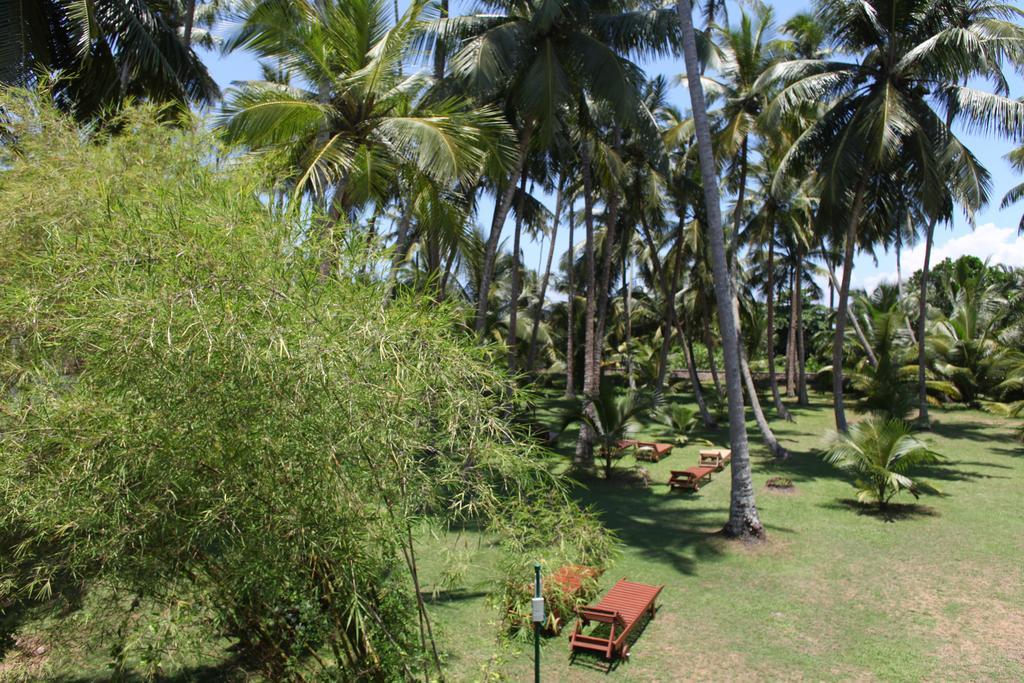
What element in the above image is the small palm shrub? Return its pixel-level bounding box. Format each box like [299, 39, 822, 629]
[824, 418, 943, 509]
[655, 404, 701, 445]
[847, 295, 958, 418]
[565, 380, 648, 479]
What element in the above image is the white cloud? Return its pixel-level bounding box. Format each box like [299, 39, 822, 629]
[854, 222, 1024, 294]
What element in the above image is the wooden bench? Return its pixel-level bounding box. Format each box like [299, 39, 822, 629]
[569, 579, 663, 664]
[634, 441, 672, 462]
[614, 440, 672, 462]
[668, 466, 715, 491]
[699, 448, 732, 471]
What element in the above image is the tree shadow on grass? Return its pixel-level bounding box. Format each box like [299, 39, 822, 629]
[927, 418, 1020, 451]
[754, 448, 847, 486]
[50, 656, 254, 683]
[916, 462, 1010, 482]
[818, 499, 940, 522]
[423, 589, 489, 604]
[568, 477, 731, 577]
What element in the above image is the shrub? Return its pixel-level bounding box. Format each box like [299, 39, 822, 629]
[0, 91, 611, 679]
[823, 418, 943, 509]
[655, 404, 702, 445]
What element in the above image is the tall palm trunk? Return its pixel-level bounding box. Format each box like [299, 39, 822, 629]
[832, 180, 868, 432]
[765, 238, 792, 419]
[796, 270, 809, 405]
[507, 171, 529, 371]
[575, 141, 599, 468]
[624, 239, 636, 390]
[439, 245, 457, 298]
[786, 266, 798, 393]
[638, 220, 671, 402]
[916, 216, 938, 427]
[655, 320, 672, 402]
[737, 325, 789, 458]
[895, 235, 917, 343]
[704, 327, 723, 397]
[729, 135, 751, 265]
[794, 248, 808, 405]
[565, 195, 577, 399]
[677, 0, 762, 539]
[385, 200, 414, 288]
[822, 250, 877, 367]
[730, 287, 787, 457]
[433, 1, 448, 79]
[183, 0, 196, 48]
[527, 179, 563, 372]
[680, 324, 715, 427]
[425, 0, 450, 289]
[475, 130, 532, 335]
[592, 129, 622, 388]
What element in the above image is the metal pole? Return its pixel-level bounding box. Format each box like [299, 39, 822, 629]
[533, 562, 542, 683]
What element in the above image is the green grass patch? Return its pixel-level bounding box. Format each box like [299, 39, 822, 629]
[422, 392, 1024, 681]
[3, 393, 1022, 681]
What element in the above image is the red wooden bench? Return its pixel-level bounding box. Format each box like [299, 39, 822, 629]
[618, 440, 673, 462]
[699, 448, 732, 471]
[668, 465, 715, 491]
[569, 579, 663, 664]
[634, 441, 673, 462]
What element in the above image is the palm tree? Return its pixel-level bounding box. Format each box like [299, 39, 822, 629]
[699, 1, 779, 264]
[913, 0, 1024, 427]
[526, 174, 567, 373]
[676, 0, 763, 539]
[758, 0, 1023, 431]
[218, 0, 512, 252]
[656, 404, 701, 446]
[440, 0, 677, 337]
[2, 0, 218, 120]
[824, 417, 942, 509]
[845, 290, 958, 419]
[564, 379, 648, 479]
[1000, 144, 1024, 233]
[928, 260, 1013, 404]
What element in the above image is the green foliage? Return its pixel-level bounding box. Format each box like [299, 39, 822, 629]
[218, 0, 514, 208]
[564, 380, 648, 479]
[0, 92, 609, 679]
[1, 0, 218, 121]
[656, 403, 701, 446]
[846, 292, 959, 419]
[824, 418, 943, 508]
[496, 500, 614, 639]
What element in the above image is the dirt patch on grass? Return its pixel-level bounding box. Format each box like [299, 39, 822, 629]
[724, 533, 792, 558]
[932, 595, 1024, 675]
[635, 610, 752, 681]
[0, 633, 50, 681]
[871, 560, 1024, 678]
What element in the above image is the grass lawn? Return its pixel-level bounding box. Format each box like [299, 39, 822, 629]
[2, 393, 1021, 681]
[422, 392, 1024, 682]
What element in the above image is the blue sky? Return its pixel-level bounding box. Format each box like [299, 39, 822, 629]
[199, 0, 1024, 297]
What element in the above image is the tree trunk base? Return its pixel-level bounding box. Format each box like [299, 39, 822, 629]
[770, 442, 791, 461]
[720, 519, 766, 541]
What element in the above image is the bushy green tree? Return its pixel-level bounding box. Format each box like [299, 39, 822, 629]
[0, 91, 609, 679]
